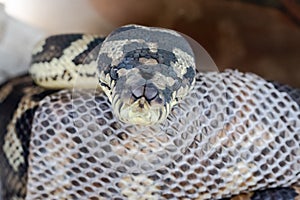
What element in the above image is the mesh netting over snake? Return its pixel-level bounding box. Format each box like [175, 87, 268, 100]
[0, 24, 299, 200]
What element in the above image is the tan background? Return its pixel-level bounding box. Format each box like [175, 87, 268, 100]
[1, 0, 300, 86]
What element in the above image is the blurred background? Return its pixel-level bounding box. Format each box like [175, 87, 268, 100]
[0, 0, 299, 86]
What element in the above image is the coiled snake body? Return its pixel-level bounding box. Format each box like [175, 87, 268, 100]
[0, 25, 299, 199]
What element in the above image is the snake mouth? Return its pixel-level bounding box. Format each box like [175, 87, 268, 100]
[114, 96, 168, 125]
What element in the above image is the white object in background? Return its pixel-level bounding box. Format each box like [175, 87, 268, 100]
[0, 5, 45, 83]
[5, 0, 113, 34]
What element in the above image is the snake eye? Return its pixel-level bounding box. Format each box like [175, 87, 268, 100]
[110, 67, 119, 80]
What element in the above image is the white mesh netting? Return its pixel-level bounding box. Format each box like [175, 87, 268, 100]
[26, 70, 300, 199]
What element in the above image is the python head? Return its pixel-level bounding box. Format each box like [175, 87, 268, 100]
[97, 25, 196, 125]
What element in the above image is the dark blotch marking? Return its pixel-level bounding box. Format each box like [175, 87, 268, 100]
[97, 54, 113, 73]
[219, 187, 298, 200]
[72, 37, 105, 65]
[85, 72, 97, 78]
[270, 81, 300, 107]
[31, 34, 83, 64]
[31, 89, 59, 102]
[250, 187, 297, 200]
[16, 89, 57, 177]
[162, 87, 173, 104]
[183, 66, 196, 85]
[100, 82, 111, 90]
[61, 69, 73, 81]
[52, 74, 58, 81]
[15, 106, 38, 177]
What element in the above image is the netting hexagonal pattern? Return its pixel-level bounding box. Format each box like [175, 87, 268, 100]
[26, 70, 300, 199]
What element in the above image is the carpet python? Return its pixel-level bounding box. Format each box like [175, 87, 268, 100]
[0, 24, 299, 199]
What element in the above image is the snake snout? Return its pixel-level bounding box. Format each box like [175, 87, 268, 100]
[114, 82, 168, 125]
[131, 83, 160, 105]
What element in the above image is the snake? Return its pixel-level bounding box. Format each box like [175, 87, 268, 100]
[0, 24, 299, 200]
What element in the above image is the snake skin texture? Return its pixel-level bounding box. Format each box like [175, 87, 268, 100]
[0, 75, 58, 199]
[0, 71, 299, 200]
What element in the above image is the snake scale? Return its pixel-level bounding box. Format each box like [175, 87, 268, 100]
[0, 24, 299, 200]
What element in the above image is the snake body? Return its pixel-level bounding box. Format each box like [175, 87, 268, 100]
[0, 24, 299, 199]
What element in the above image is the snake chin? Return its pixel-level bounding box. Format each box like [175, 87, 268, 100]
[115, 97, 168, 125]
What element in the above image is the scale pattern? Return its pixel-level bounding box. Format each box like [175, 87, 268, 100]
[24, 70, 300, 200]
